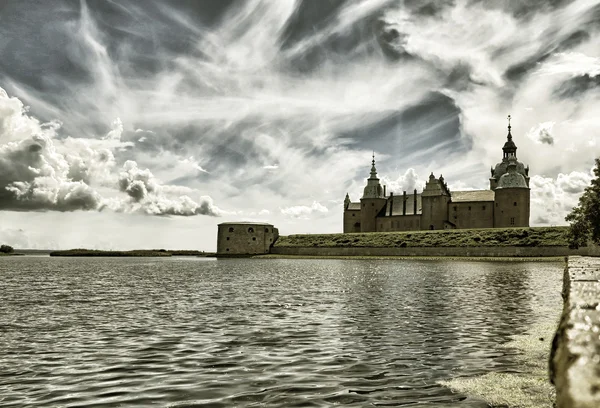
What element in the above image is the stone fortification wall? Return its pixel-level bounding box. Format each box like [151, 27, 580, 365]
[451, 202, 494, 229]
[551, 256, 600, 408]
[217, 223, 278, 256]
[343, 209, 361, 233]
[271, 246, 594, 257]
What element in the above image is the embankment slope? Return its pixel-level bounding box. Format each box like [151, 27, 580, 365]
[271, 227, 587, 257]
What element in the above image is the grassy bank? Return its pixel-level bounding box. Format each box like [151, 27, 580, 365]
[274, 227, 569, 248]
[49, 249, 215, 257]
[254, 254, 565, 262]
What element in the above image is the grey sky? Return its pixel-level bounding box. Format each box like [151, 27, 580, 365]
[0, 0, 599, 250]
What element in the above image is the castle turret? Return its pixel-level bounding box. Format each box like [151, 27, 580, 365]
[421, 172, 451, 230]
[360, 154, 387, 232]
[344, 193, 351, 210]
[493, 157, 530, 227]
[490, 115, 530, 190]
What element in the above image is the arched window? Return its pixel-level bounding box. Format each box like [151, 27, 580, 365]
[430, 225, 434, 230]
[248, 227, 254, 233]
[265, 228, 269, 232]
[513, 202, 517, 206]
[228, 227, 234, 233]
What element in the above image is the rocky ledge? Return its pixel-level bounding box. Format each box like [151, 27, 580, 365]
[551, 256, 600, 408]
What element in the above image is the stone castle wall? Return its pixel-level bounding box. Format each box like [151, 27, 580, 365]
[217, 223, 278, 256]
[450, 202, 495, 229]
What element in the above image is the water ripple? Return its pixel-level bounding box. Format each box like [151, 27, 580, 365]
[0, 257, 561, 407]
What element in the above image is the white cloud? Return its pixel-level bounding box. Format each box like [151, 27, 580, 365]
[280, 201, 329, 219]
[536, 52, 600, 77]
[530, 170, 593, 226]
[381, 168, 423, 194]
[0, 87, 221, 217]
[526, 121, 555, 145]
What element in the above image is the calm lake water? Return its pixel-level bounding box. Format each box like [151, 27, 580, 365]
[0, 257, 562, 407]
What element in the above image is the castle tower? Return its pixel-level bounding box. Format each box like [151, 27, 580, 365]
[493, 157, 530, 227]
[490, 115, 530, 190]
[421, 173, 451, 230]
[360, 154, 387, 232]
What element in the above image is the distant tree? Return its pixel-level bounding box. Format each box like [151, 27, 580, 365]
[565, 158, 600, 248]
[0, 244, 14, 253]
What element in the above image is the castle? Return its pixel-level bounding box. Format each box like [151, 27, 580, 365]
[343, 117, 530, 233]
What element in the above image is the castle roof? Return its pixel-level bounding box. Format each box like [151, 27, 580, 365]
[218, 222, 274, 226]
[451, 190, 495, 202]
[378, 193, 422, 216]
[346, 202, 361, 211]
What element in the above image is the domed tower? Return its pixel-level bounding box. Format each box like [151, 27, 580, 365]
[360, 154, 387, 232]
[493, 157, 530, 227]
[490, 115, 530, 190]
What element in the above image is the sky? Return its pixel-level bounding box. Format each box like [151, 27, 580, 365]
[0, 0, 599, 251]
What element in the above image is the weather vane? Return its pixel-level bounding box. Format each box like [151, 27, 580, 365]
[507, 114, 512, 130]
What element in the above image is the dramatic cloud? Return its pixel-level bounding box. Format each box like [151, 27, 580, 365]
[115, 160, 221, 216]
[0, 0, 599, 248]
[0, 87, 221, 217]
[381, 168, 423, 194]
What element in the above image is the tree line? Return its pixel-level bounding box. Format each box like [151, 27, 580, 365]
[566, 158, 600, 249]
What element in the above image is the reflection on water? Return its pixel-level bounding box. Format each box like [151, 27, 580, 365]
[0, 257, 562, 407]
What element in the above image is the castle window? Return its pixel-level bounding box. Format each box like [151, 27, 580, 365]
[265, 228, 269, 232]
[482, 206, 486, 211]
[372, 203, 374, 206]
[453, 206, 457, 211]
[226, 237, 230, 241]
[514, 202, 517, 206]
[228, 227, 234, 233]
[352, 213, 355, 217]
[496, 203, 498, 207]
[468, 206, 471, 211]
[226, 248, 229, 252]
[510, 217, 515, 226]
[248, 227, 254, 233]
[252, 237, 256, 241]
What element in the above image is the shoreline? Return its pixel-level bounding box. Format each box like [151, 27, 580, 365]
[253, 254, 565, 262]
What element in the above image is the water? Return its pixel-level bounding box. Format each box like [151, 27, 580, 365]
[0, 257, 562, 407]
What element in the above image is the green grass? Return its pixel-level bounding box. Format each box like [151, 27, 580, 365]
[274, 226, 570, 248]
[254, 254, 565, 262]
[48, 249, 214, 257]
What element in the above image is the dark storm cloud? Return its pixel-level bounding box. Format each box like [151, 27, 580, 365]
[554, 74, 600, 99]
[0, 136, 103, 212]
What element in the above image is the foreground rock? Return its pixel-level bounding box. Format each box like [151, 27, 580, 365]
[551, 256, 600, 408]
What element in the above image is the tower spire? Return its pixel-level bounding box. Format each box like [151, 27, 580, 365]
[502, 114, 517, 159]
[370, 152, 377, 178]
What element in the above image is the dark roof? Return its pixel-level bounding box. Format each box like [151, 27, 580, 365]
[451, 190, 495, 202]
[219, 222, 274, 226]
[378, 193, 422, 217]
[347, 202, 361, 211]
